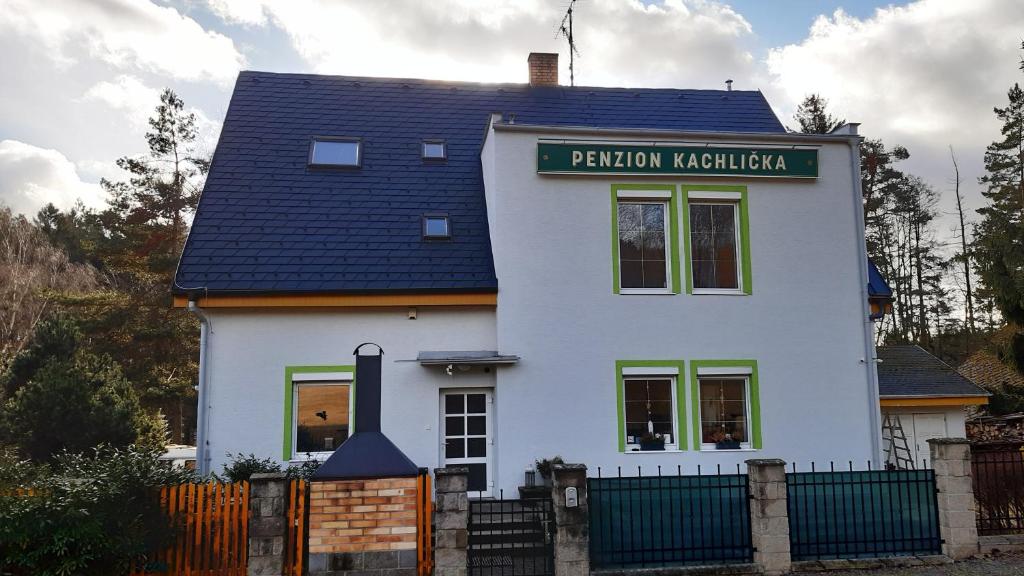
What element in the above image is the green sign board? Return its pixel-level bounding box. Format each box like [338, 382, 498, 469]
[537, 143, 818, 178]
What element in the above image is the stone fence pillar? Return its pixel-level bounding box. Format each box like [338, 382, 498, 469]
[434, 467, 469, 576]
[550, 464, 589, 576]
[746, 459, 791, 576]
[248, 473, 289, 576]
[929, 438, 979, 560]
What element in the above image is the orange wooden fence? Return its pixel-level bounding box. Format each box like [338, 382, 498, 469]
[284, 479, 308, 576]
[416, 472, 433, 576]
[132, 481, 250, 576]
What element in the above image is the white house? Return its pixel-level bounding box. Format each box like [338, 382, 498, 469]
[174, 53, 884, 494]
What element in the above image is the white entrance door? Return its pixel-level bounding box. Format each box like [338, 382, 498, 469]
[911, 413, 947, 466]
[441, 389, 493, 496]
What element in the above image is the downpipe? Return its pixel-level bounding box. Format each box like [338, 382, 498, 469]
[848, 135, 884, 467]
[188, 300, 212, 475]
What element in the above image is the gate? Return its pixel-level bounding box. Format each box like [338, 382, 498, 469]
[468, 494, 555, 576]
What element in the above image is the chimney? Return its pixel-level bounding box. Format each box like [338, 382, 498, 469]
[311, 343, 419, 480]
[528, 52, 559, 87]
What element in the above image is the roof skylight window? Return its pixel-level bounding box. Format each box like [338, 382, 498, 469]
[422, 140, 447, 161]
[309, 138, 361, 167]
[423, 215, 451, 239]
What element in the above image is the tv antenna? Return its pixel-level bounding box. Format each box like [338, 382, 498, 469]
[557, 0, 581, 86]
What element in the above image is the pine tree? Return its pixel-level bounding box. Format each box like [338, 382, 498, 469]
[794, 94, 846, 134]
[974, 83, 1024, 326]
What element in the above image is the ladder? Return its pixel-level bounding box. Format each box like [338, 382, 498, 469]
[882, 414, 915, 470]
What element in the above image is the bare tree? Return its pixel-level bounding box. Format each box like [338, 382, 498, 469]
[0, 208, 99, 373]
[950, 146, 976, 350]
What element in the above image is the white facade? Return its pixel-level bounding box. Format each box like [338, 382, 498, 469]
[200, 123, 881, 495]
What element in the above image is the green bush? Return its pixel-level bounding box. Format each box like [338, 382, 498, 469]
[220, 452, 321, 482]
[0, 445, 198, 576]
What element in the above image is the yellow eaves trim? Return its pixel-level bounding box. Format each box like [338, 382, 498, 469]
[880, 396, 989, 407]
[172, 292, 497, 308]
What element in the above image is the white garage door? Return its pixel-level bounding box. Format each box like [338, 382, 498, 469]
[911, 413, 947, 466]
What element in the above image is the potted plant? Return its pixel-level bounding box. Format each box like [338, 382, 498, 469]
[639, 432, 666, 451]
[535, 456, 564, 486]
[715, 433, 741, 450]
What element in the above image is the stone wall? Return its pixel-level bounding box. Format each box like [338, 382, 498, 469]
[929, 438, 980, 560]
[746, 459, 791, 576]
[433, 467, 469, 576]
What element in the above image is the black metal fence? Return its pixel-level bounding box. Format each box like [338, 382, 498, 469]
[972, 442, 1024, 535]
[588, 466, 753, 568]
[786, 462, 941, 560]
[467, 492, 554, 576]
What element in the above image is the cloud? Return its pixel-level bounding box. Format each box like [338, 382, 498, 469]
[0, 0, 245, 84]
[205, 0, 756, 88]
[0, 140, 105, 217]
[83, 74, 164, 130]
[765, 0, 1024, 219]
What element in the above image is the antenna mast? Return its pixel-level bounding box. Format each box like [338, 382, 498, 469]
[558, 0, 581, 86]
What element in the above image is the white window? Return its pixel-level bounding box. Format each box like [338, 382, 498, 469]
[617, 200, 670, 292]
[697, 375, 751, 450]
[422, 140, 447, 160]
[293, 380, 352, 458]
[623, 376, 678, 451]
[310, 138, 361, 167]
[689, 201, 741, 292]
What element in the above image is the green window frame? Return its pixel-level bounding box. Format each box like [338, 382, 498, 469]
[610, 184, 681, 294]
[680, 184, 752, 294]
[689, 359, 761, 450]
[283, 365, 355, 460]
[616, 360, 687, 452]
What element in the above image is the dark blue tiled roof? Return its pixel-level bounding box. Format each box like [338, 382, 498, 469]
[868, 259, 893, 299]
[174, 71, 786, 295]
[876, 346, 989, 398]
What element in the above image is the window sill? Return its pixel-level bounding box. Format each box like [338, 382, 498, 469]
[619, 289, 676, 295]
[691, 288, 746, 296]
[289, 453, 331, 463]
[698, 447, 758, 452]
[625, 447, 681, 453]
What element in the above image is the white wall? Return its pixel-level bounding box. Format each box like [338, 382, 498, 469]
[202, 307, 496, 474]
[483, 129, 877, 492]
[204, 127, 879, 495]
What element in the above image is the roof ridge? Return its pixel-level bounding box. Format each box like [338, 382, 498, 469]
[236, 69, 768, 95]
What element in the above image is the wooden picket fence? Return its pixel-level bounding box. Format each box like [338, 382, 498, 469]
[416, 471, 433, 576]
[132, 481, 250, 576]
[284, 479, 308, 576]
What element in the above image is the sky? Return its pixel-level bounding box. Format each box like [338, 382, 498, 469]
[1, 0, 1022, 250]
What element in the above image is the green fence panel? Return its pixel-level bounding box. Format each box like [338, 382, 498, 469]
[588, 472, 752, 568]
[786, 469, 941, 560]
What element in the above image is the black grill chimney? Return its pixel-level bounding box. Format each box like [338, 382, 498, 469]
[310, 343, 419, 480]
[354, 342, 383, 433]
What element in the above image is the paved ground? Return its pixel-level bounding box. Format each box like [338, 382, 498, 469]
[802, 553, 1024, 576]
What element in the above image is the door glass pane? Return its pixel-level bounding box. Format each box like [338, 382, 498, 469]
[445, 394, 464, 414]
[467, 438, 487, 458]
[445, 438, 465, 459]
[467, 463, 487, 493]
[295, 383, 349, 453]
[466, 394, 486, 414]
[445, 416, 464, 436]
[466, 416, 485, 436]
